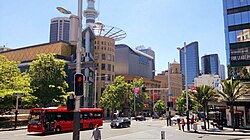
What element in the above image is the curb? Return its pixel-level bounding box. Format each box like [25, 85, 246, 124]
[188, 130, 250, 136]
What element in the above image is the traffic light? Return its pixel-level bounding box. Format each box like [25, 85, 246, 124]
[67, 94, 75, 110]
[142, 87, 146, 92]
[74, 73, 84, 96]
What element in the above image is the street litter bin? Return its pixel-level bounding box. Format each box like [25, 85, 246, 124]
[161, 131, 165, 139]
[193, 123, 197, 132]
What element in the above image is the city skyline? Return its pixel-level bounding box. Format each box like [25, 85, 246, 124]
[0, 0, 226, 74]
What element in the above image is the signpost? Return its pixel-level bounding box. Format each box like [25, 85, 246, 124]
[14, 92, 24, 129]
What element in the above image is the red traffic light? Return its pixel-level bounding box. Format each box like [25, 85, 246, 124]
[74, 74, 84, 96]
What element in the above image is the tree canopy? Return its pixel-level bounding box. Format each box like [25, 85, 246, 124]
[0, 55, 34, 109]
[29, 54, 68, 107]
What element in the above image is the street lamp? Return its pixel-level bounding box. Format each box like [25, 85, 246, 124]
[57, 0, 82, 139]
[177, 42, 190, 131]
[94, 70, 108, 108]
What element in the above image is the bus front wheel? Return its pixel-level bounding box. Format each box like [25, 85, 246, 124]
[55, 126, 61, 133]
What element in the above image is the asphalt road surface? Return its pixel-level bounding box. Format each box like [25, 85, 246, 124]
[1, 119, 250, 140]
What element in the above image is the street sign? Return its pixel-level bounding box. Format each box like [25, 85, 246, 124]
[167, 93, 173, 96]
[14, 93, 24, 97]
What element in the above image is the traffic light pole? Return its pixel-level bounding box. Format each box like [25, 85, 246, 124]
[73, 0, 82, 140]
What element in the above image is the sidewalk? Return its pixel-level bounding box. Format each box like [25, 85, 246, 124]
[0, 126, 27, 132]
[188, 122, 250, 136]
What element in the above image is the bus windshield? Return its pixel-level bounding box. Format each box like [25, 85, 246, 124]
[28, 111, 42, 124]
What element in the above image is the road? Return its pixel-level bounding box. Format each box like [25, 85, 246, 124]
[1, 119, 250, 140]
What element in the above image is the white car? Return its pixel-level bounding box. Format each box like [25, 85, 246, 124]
[170, 115, 180, 121]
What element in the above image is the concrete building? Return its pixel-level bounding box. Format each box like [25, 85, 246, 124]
[154, 61, 182, 106]
[219, 64, 226, 80]
[194, 74, 221, 91]
[179, 41, 200, 88]
[49, 17, 70, 43]
[201, 54, 220, 75]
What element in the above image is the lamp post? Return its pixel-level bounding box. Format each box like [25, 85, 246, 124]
[57, 0, 82, 139]
[177, 42, 190, 131]
[94, 70, 108, 108]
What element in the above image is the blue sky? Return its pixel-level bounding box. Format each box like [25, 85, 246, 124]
[0, 0, 226, 75]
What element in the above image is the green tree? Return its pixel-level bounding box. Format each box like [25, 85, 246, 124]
[191, 85, 218, 130]
[128, 78, 148, 115]
[29, 54, 68, 107]
[99, 76, 129, 119]
[217, 80, 249, 131]
[0, 55, 34, 109]
[176, 91, 198, 115]
[154, 100, 165, 114]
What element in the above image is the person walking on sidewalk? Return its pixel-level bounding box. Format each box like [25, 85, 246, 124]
[181, 119, 185, 132]
[91, 124, 101, 140]
[190, 116, 194, 129]
[177, 118, 181, 130]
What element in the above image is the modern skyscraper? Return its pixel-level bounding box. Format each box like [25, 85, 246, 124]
[201, 54, 220, 75]
[49, 17, 70, 43]
[179, 41, 200, 88]
[223, 0, 250, 67]
[220, 64, 226, 80]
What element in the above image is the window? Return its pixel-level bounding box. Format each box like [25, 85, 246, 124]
[108, 64, 111, 71]
[242, 12, 249, 24]
[95, 54, 99, 60]
[107, 54, 111, 61]
[101, 74, 105, 80]
[102, 54, 105, 60]
[101, 64, 105, 70]
[108, 74, 111, 81]
[235, 13, 241, 25]
[227, 14, 234, 26]
[112, 65, 114, 72]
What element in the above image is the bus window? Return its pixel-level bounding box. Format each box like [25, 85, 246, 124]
[82, 113, 89, 120]
[93, 112, 102, 119]
[29, 112, 41, 124]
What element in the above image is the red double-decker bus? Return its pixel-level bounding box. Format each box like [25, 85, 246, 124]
[27, 106, 103, 133]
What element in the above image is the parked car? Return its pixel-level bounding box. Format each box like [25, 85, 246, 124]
[110, 118, 131, 128]
[135, 115, 146, 121]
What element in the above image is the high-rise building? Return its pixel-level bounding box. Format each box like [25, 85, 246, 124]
[115, 44, 154, 79]
[49, 17, 70, 43]
[201, 54, 220, 75]
[220, 64, 226, 80]
[223, 0, 250, 67]
[179, 41, 200, 88]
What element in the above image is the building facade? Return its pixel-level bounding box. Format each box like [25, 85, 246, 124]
[201, 54, 220, 75]
[219, 64, 226, 80]
[93, 36, 116, 107]
[115, 44, 154, 79]
[194, 74, 221, 91]
[49, 17, 70, 43]
[223, 0, 250, 67]
[179, 41, 200, 88]
[139, 48, 155, 77]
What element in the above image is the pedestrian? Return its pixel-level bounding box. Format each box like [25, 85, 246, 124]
[190, 116, 194, 129]
[181, 119, 185, 132]
[177, 118, 181, 130]
[91, 124, 101, 140]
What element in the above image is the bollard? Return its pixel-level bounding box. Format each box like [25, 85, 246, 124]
[161, 131, 165, 139]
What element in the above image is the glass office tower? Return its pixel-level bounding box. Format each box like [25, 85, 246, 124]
[179, 41, 200, 88]
[223, 0, 250, 67]
[49, 17, 70, 43]
[201, 54, 220, 75]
